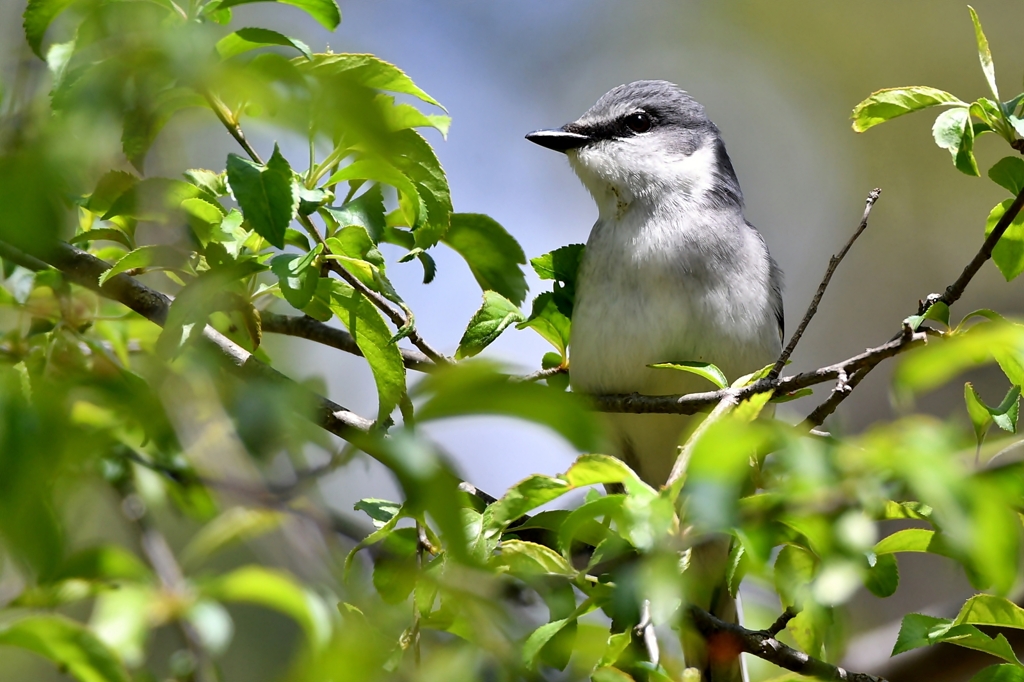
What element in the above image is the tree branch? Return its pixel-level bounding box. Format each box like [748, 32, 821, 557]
[769, 189, 881, 380]
[261, 311, 434, 372]
[687, 605, 887, 682]
[592, 331, 926, 415]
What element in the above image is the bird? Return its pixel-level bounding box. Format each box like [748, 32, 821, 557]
[526, 80, 784, 681]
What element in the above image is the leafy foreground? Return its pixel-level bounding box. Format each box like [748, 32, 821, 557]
[1, 2, 1024, 682]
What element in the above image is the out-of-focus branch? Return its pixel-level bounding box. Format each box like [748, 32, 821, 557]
[687, 605, 887, 682]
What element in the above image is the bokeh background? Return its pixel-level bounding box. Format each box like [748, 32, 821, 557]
[2, 1, 1023, 679]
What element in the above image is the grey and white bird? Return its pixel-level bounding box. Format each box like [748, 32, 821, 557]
[527, 80, 784, 681]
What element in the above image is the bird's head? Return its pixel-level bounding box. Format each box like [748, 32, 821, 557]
[526, 80, 742, 216]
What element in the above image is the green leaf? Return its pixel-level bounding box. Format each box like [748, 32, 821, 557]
[442, 213, 527, 306]
[203, 566, 332, 648]
[556, 494, 624, 557]
[932, 107, 979, 176]
[372, 527, 418, 604]
[102, 177, 210, 223]
[561, 454, 655, 498]
[69, 228, 133, 250]
[968, 7, 999, 100]
[325, 280, 406, 421]
[184, 169, 229, 198]
[271, 244, 323, 310]
[597, 631, 633, 668]
[893, 612, 1023, 666]
[455, 291, 526, 359]
[301, 53, 443, 109]
[378, 95, 451, 137]
[966, 382, 995, 445]
[956, 594, 1024, 630]
[89, 585, 153, 667]
[774, 544, 817, 609]
[852, 87, 965, 132]
[522, 618, 574, 669]
[85, 171, 139, 216]
[986, 199, 1024, 281]
[354, 499, 401, 528]
[98, 245, 187, 285]
[874, 528, 956, 557]
[23, 0, 79, 57]
[324, 185, 386, 242]
[497, 539, 574, 576]
[414, 361, 601, 451]
[485, 475, 572, 531]
[991, 385, 1020, 432]
[518, 292, 572, 357]
[649, 361, 728, 389]
[226, 145, 299, 249]
[53, 546, 151, 583]
[972, 665, 1024, 682]
[989, 157, 1024, 196]
[215, 0, 340, 30]
[216, 27, 312, 61]
[0, 614, 130, 682]
[181, 507, 287, 569]
[327, 159, 422, 232]
[531, 244, 586, 284]
[864, 552, 899, 598]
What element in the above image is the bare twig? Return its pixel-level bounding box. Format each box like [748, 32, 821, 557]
[636, 599, 660, 666]
[593, 331, 926, 416]
[203, 91, 264, 165]
[261, 312, 434, 372]
[764, 607, 797, 637]
[769, 189, 881, 380]
[687, 605, 887, 682]
[512, 365, 568, 383]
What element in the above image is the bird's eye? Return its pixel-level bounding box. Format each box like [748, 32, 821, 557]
[624, 112, 652, 133]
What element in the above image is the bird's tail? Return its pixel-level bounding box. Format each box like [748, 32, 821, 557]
[679, 535, 747, 682]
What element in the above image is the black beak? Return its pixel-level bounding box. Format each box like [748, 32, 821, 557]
[525, 128, 591, 152]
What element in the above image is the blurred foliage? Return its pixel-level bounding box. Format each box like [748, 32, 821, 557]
[0, 2, 1023, 682]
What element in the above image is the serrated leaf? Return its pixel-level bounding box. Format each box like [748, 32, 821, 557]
[325, 185, 386, 242]
[518, 292, 571, 357]
[23, 0, 80, 57]
[69, 228, 133, 250]
[485, 475, 571, 531]
[377, 95, 451, 137]
[301, 53, 443, 109]
[456, 291, 525, 359]
[216, 27, 312, 61]
[989, 157, 1024, 196]
[956, 594, 1024, 629]
[986, 199, 1024, 281]
[852, 87, 965, 132]
[414, 360, 600, 451]
[202, 566, 331, 649]
[271, 245, 322, 310]
[522, 618, 573, 669]
[561, 454, 655, 498]
[226, 145, 299, 249]
[649, 361, 728, 389]
[531, 244, 585, 287]
[893, 612, 1023, 667]
[0, 614, 130, 682]
[327, 159, 422, 231]
[892, 613, 950, 656]
[216, 0, 339, 30]
[97, 245, 187, 285]
[443, 213, 527, 305]
[324, 280, 406, 421]
[968, 7, 998, 101]
[184, 169, 229, 197]
[933, 107, 979, 176]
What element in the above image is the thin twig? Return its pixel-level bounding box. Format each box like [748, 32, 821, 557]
[512, 365, 568, 383]
[687, 605, 886, 682]
[764, 607, 797, 637]
[769, 189, 881, 380]
[203, 91, 264, 165]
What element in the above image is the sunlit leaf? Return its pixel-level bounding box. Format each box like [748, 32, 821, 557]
[324, 185, 386, 242]
[522, 617, 573, 669]
[325, 280, 406, 421]
[966, 382, 996, 445]
[216, 27, 312, 61]
[864, 552, 899, 598]
[455, 291, 525, 359]
[989, 157, 1024, 196]
[852, 87, 965, 132]
[985, 199, 1024, 281]
[956, 594, 1024, 629]
[271, 244, 323, 309]
[0, 615, 130, 682]
[893, 612, 1023, 666]
[443, 213, 527, 306]
[23, 0, 81, 57]
[300, 53, 443, 109]
[649, 361, 728, 389]
[97, 244, 188, 285]
[497, 540, 574, 576]
[216, 0, 340, 30]
[354, 498, 401, 528]
[971, 665, 1024, 682]
[968, 6, 998, 100]
[932, 107, 979, 176]
[518, 292, 571, 358]
[226, 145, 298, 249]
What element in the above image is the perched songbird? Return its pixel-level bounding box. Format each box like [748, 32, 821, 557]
[527, 80, 784, 681]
